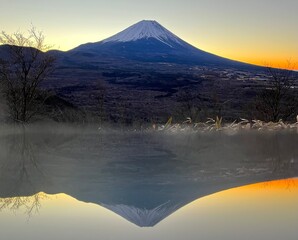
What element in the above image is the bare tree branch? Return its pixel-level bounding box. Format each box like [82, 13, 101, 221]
[0, 27, 55, 123]
[254, 63, 298, 122]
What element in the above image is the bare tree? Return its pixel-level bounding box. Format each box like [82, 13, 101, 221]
[254, 64, 298, 122]
[0, 27, 55, 123]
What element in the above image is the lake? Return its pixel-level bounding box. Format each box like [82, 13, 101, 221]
[0, 125, 297, 239]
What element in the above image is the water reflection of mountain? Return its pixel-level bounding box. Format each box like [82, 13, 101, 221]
[102, 201, 183, 227]
[0, 125, 297, 227]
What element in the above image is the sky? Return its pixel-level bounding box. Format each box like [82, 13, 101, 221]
[1, 0, 297, 69]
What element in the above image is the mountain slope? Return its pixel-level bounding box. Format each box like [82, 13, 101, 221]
[68, 20, 253, 68]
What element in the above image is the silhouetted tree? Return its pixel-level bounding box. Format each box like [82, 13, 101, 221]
[254, 65, 298, 122]
[0, 27, 55, 122]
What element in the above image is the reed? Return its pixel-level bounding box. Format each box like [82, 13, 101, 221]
[155, 116, 298, 133]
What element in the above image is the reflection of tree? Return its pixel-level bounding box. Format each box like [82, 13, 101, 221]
[0, 125, 80, 218]
[269, 134, 287, 174]
[265, 133, 297, 176]
[0, 126, 74, 220]
[0, 126, 45, 193]
[239, 132, 298, 178]
[0, 192, 48, 217]
[0, 125, 77, 202]
[0, 126, 47, 219]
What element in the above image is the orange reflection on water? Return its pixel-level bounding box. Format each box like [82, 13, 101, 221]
[164, 178, 298, 240]
[191, 178, 298, 213]
[224, 178, 298, 195]
[0, 179, 298, 240]
[220, 178, 298, 203]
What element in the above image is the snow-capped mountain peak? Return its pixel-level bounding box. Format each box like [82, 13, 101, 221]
[102, 20, 186, 48]
[70, 20, 246, 68]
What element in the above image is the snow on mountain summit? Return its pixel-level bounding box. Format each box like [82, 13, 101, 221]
[102, 20, 186, 47]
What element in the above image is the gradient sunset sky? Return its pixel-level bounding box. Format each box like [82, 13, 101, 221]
[1, 0, 297, 69]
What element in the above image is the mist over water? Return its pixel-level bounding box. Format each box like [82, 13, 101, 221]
[0, 124, 297, 237]
[0, 124, 297, 198]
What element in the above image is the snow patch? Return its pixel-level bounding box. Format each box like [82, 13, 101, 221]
[102, 20, 186, 48]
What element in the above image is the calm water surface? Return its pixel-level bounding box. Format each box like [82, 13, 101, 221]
[0, 125, 297, 239]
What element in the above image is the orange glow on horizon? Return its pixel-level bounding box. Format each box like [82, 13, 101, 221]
[226, 57, 298, 71]
[191, 44, 298, 71]
[215, 178, 298, 197]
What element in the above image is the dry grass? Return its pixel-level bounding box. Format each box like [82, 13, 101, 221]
[155, 116, 298, 133]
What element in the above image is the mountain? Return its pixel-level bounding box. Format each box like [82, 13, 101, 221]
[68, 20, 252, 68]
[0, 20, 268, 121]
[0, 20, 261, 70]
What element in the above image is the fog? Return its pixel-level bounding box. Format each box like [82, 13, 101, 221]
[0, 124, 297, 226]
